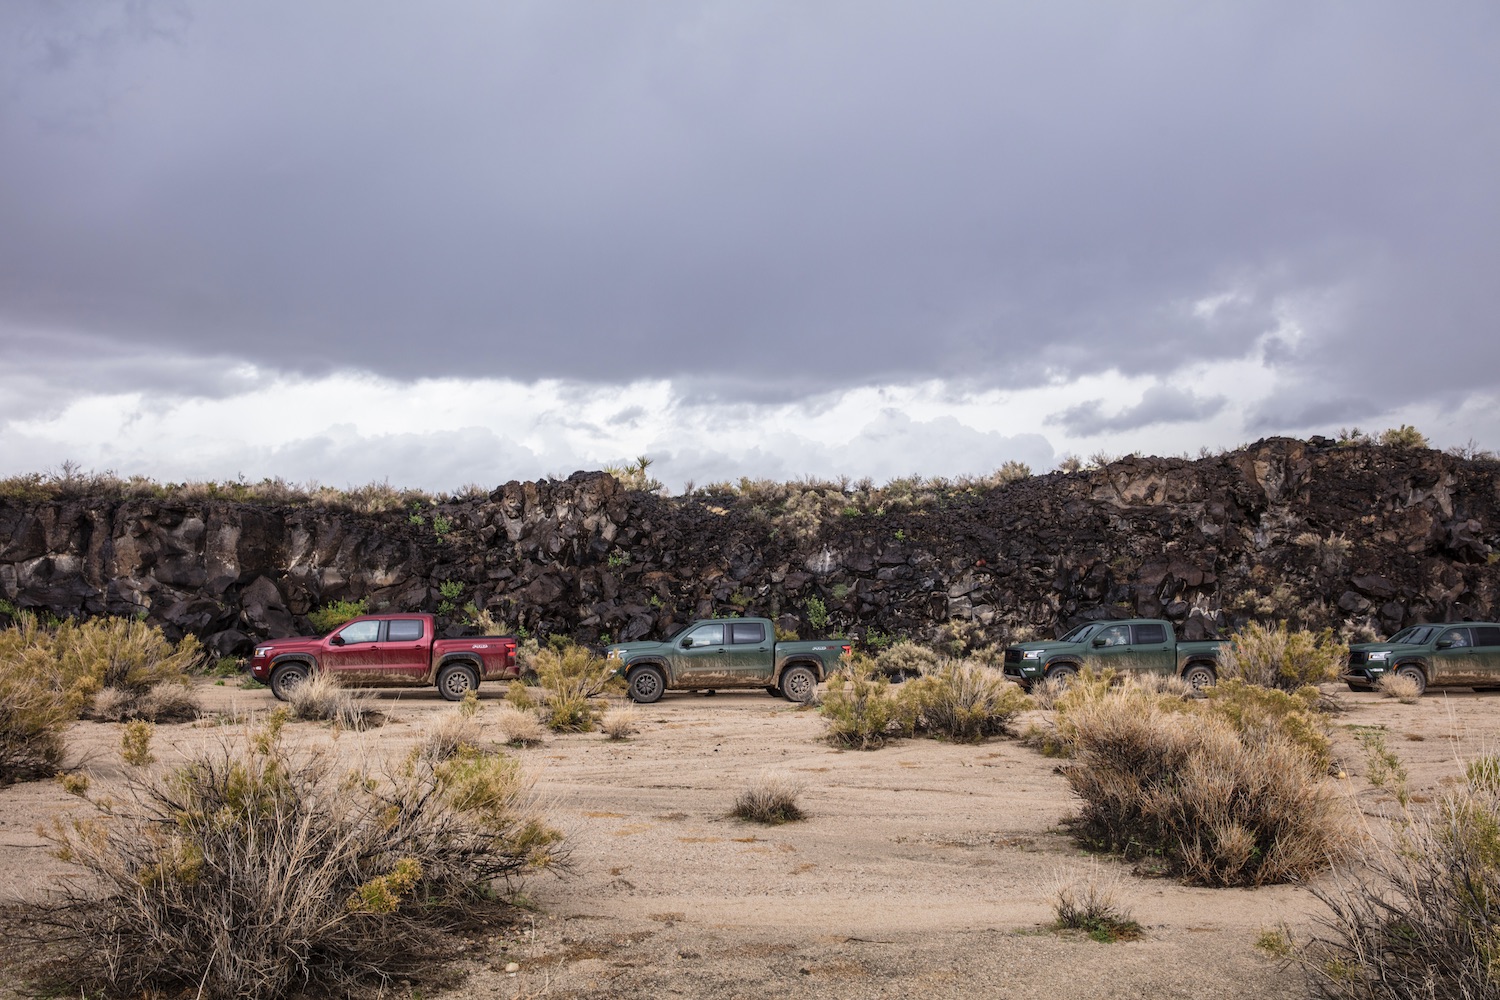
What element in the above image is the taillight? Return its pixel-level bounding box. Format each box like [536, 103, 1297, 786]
[841, 645, 851, 655]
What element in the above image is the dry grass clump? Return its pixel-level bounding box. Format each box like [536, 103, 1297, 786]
[421, 701, 486, 761]
[89, 681, 200, 723]
[600, 705, 639, 741]
[1300, 765, 1500, 999]
[0, 668, 71, 784]
[533, 645, 617, 733]
[1051, 865, 1142, 942]
[1061, 689, 1350, 886]
[39, 712, 561, 1000]
[285, 672, 381, 730]
[1218, 620, 1347, 690]
[497, 705, 547, 747]
[732, 772, 806, 825]
[1376, 671, 1423, 704]
[1030, 676, 1068, 711]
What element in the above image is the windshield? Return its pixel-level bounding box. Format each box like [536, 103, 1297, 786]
[1387, 626, 1437, 645]
[1059, 623, 1098, 642]
[661, 624, 689, 642]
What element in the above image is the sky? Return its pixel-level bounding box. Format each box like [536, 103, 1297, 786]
[2, 1, 1497, 493]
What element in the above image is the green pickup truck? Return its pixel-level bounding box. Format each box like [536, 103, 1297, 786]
[1002, 618, 1226, 691]
[606, 618, 851, 704]
[1341, 622, 1500, 695]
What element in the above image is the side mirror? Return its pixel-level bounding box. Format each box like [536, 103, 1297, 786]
[329, 635, 346, 647]
[1437, 639, 1453, 648]
[1092, 637, 1107, 648]
[681, 637, 694, 648]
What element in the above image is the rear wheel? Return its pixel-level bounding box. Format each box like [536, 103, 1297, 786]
[1182, 663, 1217, 691]
[627, 666, 666, 704]
[269, 662, 309, 701]
[780, 665, 818, 704]
[1395, 664, 1427, 696]
[436, 663, 479, 701]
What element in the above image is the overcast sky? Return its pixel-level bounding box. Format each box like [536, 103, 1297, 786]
[2, 1, 1497, 492]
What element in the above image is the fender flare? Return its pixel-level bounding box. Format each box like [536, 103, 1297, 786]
[624, 658, 674, 687]
[774, 658, 824, 685]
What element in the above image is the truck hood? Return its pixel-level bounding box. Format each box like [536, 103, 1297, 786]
[255, 634, 325, 653]
[606, 640, 672, 658]
[1006, 640, 1074, 653]
[1350, 641, 1426, 655]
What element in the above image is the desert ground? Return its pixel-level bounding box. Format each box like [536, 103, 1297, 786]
[1, 677, 1493, 999]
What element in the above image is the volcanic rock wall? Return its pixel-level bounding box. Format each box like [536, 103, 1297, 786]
[1, 438, 1498, 655]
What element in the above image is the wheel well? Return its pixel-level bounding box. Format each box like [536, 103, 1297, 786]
[1182, 660, 1216, 674]
[271, 656, 313, 673]
[439, 655, 481, 674]
[1395, 660, 1427, 676]
[1046, 660, 1080, 673]
[779, 659, 820, 681]
[627, 660, 669, 681]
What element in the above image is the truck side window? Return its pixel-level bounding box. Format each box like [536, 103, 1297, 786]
[1442, 628, 1472, 647]
[685, 624, 724, 647]
[1133, 624, 1167, 644]
[387, 619, 424, 641]
[1099, 625, 1130, 647]
[337, 620, 381, 644]
[730, 623, 766, 644]
[1475, 627, 1500, 647]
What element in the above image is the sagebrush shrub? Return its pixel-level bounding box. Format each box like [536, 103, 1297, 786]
[0, 667, 70, 784]
[1203, 679, 1333, 771]
[1377, 671, 1422, 704]
[905, 662, 1030, 742]
[820, 671, 911, 749]
[874, 640, 940, 678]
[42, 713, 561, 999]
[1301, 772, 1500, 998]
[533, 645, 616, 733]
[497, 705, 546, 747]
[1219, 621, 1346, 690]
[1051, 865, 1141, 942]
[422, 707, 486, 762]
[1061, 693, 1350, 886]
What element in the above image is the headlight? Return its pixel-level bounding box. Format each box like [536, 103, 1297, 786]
[254, 646, 272, 657]
[1367, 651, 1389, 662]
[605, 649, 618, 660]
[1022, 650, 1042, 660]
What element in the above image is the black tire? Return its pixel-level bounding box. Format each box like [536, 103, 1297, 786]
[269, 662, 310, 701]
[628, 665, 666, 704]
[765, 685, 783, 698]
[1182, 663, 1217, 691]
[780, 665, 818, 704]
[1045, 663, 1079, 685]
[436, 662, 479, 702]
[1395, 664, 1427, 696]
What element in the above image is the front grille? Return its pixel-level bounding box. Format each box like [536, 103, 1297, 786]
[1004, 648, 1022, 664]
[1348, 651, 1368, 666]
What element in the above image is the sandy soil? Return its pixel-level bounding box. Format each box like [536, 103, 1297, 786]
[2, 678, 1495, 999]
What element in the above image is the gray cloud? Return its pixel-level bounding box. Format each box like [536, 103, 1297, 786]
[1048, 386, 1227, 437]
[0, 0, 1494, 421]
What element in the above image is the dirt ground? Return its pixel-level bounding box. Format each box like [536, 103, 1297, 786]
[2, 678, 1495, 999]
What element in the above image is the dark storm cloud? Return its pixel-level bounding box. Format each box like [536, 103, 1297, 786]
[1048, 386, 1227, 437]
[1, 2, 1497, 419]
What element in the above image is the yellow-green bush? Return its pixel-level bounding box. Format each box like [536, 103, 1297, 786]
[905, 662, 1031, 742]
[533, 644, 617, 733]
[40, 715, 561, 999]
[1218, 621, 1346, 690]
[820, 671, 913, 749]
[307, 599, 368, 633]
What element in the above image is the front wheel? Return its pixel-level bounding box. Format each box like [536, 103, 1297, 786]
[627, 666, 666, 704]
[1182, 663, 1217, 692]
[780, 665, 818, 704]
[269, 662, 310, 701]
[436, 663, 479, 701]
[1044, 664, 1079, 685]
[1395, 664, 1427, 696]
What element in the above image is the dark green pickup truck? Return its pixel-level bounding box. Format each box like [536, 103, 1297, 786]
[1341, 622, 1500, 695]
[606, 618, 851, 704]
[1002, 618, 1226, 691]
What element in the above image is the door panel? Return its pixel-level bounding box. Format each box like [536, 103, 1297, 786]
[725, 621, 773, 685]
[323, 619, 387, 683]
[1431, 627, 1479, 685]
[674, 623, 732, 685]
[378, 618, 430, 683]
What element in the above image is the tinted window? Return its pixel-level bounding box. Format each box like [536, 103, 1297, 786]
[337, 620, 381, 644]
[387, 619, 424, 641]
[1390, 626, 1437, 644]
[730, 623, 766, 644]
[1474, 627, 1500, 647]
[1098, 625, 1130, 647]
[685, 624, 724, 647]
[1060, 624, 1097, 642]
[1133, 623, 1167, 644]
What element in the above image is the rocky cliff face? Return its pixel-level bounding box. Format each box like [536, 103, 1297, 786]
[2, 437, 1497, 655]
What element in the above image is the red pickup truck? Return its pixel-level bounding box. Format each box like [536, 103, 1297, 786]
[249, 613, 519, 701]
